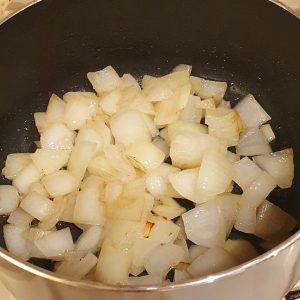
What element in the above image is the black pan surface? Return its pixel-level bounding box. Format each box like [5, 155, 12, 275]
[0, 0, 300, 272]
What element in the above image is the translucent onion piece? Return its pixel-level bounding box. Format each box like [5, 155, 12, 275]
[182, 200, 226, 247]
[34, 112, 50, 134]
[255, 200, 297, 241]
[95, 238, 132, 284]
[187, 247, 237, 278]
[131, 237, 159, 269]
[122, 73, 141, 92]
[174, 269, 191, 283]
[73, 182, 105, 226]
[232, 157, 263, 191]
[197, 151, 234, 197]
[125, 141, 165, 172]
[20, 191, 54, 221]
[159, 127, 169, 143]
[234, 94, 271, 128]
[34, 227, 74, 259]
[56, 252, 97, 279]
[148, 219, 180, 244]
[205, 107, 246, 146]
[190, 76, 228, 100]
[174, 238, 189, 263]
[235, 172, 276, 234]
[172, 64, 192, 75]
[188, 245, 208, 263]
[169, 168, 199, 203]
[3, 224, 30, 260]
[170, 132, 227, 169]
[0, 185, 19, 214]
[180, 95, 202, 123]
[154, 84, 190, 126]
[45, 94, 66, 124]
[145, 243, 185, 278]
[87, 66, 123, 94]
[104, 181, 123, 204]
[110, 109, 151, 146]
[145, 163, 180, 198]
[260, 124, 275, 142]
[226, 151, 240, 164]
[7, 208, 33, 228]
[99, 90, 121, 116]
[42, 170, 78, 197]
[12, 163, 42, 194]
[224, 239, 258, 264]
[40, 123, 76, 150]
[68, 141, 97, 182]
[236, 127, 272, 156]
[152, 136, 170, 157]
[168, 120, 208, 141]
[215, 193, 240, 235]
[253, 148, 294, 189]
[75, 226, 103, 253]
[2, 153, 31, 180]
[31, 149, 71, 175]
[152, 196, 186, 220]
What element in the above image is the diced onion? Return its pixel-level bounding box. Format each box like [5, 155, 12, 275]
[2, 153, 31, 180]
[260, 124, 275, 142]
[0, 185, 20, 214]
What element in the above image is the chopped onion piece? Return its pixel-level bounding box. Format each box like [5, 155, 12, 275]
[173, 64, 192, 75]
[20, 191, 54, 221]
[226, 151, 240, 164]
[87, 66, 123, 94]
[31, 149, 71, 175]
[253, 148, 294, 189]
[73, 180, 105, 226]
[7, 208, 33, 228]
[122, 73, 141, 92]
[2, 153, 31, 180]
[99, 90, 121, 116]
[3, 224, 30, 260]
[152, 136, 170, 157]
[145, 243, 185, 278]
[104, 181, 123, 204]
[95, 238, 132, 284]
[40, 123, 76, 150]
[67, 141, 97, 181]
[234, 94, 271, 128]
[174, 238, 189, 263]
[168, 120, 208, 141]
[145, 163, 180, 198]
[152, 196, 186, 220]
[42, 170, 78, 197]
[174, 269, 191, 282]
[34, 112, 50, 134]
[180, 95, 202, 123]
[232, 157, 263, 191]
[34, 227, 74, 259]
[188, 245, 208, 263]
[190, 76, 228, 100]
[110, 109, 151, 146]
[205, 107, 246, 146]
[13, 163, 42, 194]
[182, 200, 226, 247]
[235, 172, 276, 234]
[45, 94, 66, 124]
[169, 168, 199, 202]
[125, 141, 165, 172]
[260, 124, 275, 142]
[187, 247, 237, 277]
[149, 219, 180, 244]
[56, 252, 97, 279]
[255, 200, 297, 241]
[75, 226, 103, 253]
[224, 239, 258, 264]
[236, 127, 272, 156]
[170, 132, 227, 169]
[0, 185, 19, 215]
[197, 151, 234, 197]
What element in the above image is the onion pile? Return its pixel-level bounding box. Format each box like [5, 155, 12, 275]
[0, 65, 297, 285]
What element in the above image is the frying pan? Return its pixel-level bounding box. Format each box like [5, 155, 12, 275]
[0, 0, 300, 299]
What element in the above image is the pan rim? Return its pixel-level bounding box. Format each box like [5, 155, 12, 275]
[0, 0, 299, 292]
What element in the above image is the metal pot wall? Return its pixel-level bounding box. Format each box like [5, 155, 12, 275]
[0, 1, 300, 299]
